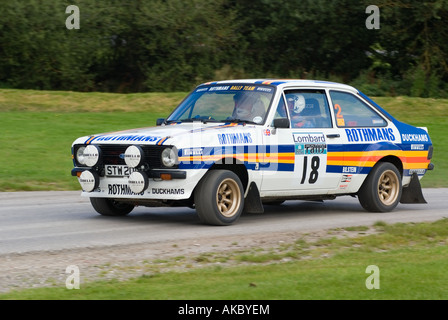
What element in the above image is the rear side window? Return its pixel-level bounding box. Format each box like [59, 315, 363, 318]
[330, 91, 387, 128]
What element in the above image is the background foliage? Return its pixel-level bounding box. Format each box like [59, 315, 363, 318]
[1, 0, 447, 96]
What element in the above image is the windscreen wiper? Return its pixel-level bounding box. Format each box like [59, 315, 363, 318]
[179, 117, 219, 124]
[226, 118, 257, 125]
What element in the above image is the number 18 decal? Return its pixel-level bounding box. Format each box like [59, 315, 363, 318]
[300, 156, 320, 184]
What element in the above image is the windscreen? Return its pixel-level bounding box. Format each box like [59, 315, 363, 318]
[167, 84, 275, 124]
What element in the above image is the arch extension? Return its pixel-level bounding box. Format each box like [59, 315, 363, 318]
[209, 158, 263, 213]
[374, 155, 426, 204]
[209, 158, 249, 192]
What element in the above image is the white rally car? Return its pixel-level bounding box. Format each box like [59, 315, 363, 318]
[71, 79, 434, 225]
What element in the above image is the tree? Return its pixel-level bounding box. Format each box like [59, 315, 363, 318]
[374, 0, 448, 96]
[227, 0, 376, 81]
[0, 0, 102, 90]
[92, 0, 240, 92]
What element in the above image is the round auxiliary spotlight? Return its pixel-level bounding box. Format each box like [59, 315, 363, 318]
[79, 170, 99, 192]
[128, 171, 149, 194]
[83, 145, 101, 167]
[124, 145, 145, 168]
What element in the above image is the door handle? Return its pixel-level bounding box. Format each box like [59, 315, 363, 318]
[326, 134, 340, 138]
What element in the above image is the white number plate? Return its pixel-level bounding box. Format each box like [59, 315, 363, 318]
[105, 165, 137, 177]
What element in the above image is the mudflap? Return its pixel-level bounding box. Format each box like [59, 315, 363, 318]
[243, 182, 264, 213]
[400, 172, 427, 204]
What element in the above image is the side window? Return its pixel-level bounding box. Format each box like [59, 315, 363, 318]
[273, 95, 288, 120]
[284, 90, 332, 128]
[330, 91, 387, 127]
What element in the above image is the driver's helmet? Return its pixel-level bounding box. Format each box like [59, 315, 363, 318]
[287, 94, 306, 114]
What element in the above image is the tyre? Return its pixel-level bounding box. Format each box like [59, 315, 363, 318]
[358, 162, 402, 212]
[194, 170, 244, 226]
[90, 198, 134, 216]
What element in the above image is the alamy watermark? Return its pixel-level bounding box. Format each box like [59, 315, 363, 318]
[66, 5, 379, 31]
[63, 264, 380, 290]
[65, 5, 80, 30]
[66, 265, 80, 289]
[366, 5, 380, 30]
[365, 265, 380, 289]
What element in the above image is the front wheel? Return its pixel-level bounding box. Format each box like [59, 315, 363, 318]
[358, 162, 402, 212]
[90, 198, 134, 216]
[194, 170, 244, 226]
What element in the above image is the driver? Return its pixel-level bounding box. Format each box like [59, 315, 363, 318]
[232, 92, 265, 123]
[287, 94, 314, 128]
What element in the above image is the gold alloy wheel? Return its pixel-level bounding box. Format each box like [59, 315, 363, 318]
[216, 178, 241, 218]
[377, 169, 400, 206]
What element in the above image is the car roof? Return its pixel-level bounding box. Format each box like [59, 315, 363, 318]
[200, 79, 359, 93]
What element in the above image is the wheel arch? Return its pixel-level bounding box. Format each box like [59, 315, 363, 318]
[376, 155, 403, 177]
[193, 168, 245, 225]
[357, 154, 403, 194]
[357, 160, 403, 212]
[194, 157, 263, 215]
[207, 157, 250, 192]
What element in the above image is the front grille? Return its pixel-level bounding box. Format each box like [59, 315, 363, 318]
[100, 145, 127, 165]
[74, 144, 166, 168]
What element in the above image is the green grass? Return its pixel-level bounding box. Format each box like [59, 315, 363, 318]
[2, 219, 448, 300]
[0, 89, 186, 113]
[0, 90, 446, 191]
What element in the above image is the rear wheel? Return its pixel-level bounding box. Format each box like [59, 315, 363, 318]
[90, 198, 134, 216]
[195, 170, 244, 226]
[358, 162, 402, 212]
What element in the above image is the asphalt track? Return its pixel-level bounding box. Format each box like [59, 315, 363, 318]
[0, 189, 446, 255]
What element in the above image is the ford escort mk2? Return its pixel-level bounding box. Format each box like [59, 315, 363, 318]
[71, 79, 434, 225]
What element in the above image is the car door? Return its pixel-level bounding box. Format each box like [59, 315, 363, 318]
[326, 89, 401, 192]
[260, 88, 345, 194]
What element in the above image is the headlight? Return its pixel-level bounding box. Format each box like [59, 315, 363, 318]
[124, 145, 145, 168]
[76, 146, 86, 165]
[83, 145, 101, 167]
[161, 147, 178, 167]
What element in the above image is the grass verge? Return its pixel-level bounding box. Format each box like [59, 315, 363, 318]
[1, 219, 448, 300]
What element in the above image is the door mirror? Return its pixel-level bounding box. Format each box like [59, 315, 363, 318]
[273, 118, 290, 128]
[156, 118, 165, 126]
